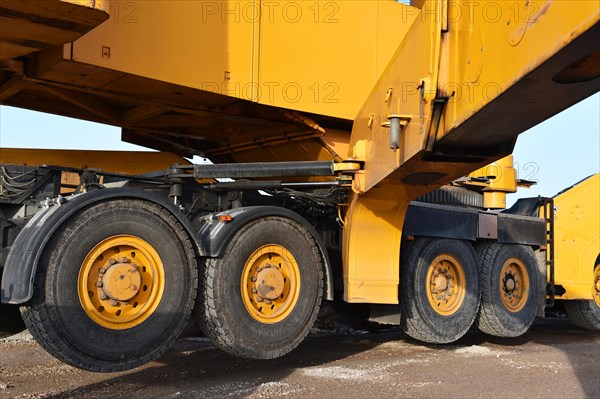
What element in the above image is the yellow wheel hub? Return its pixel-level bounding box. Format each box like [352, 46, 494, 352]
[241, 244, 300, 324]
[499, 258, 529, 313]
[593, 264, 600, 308]
[426, 254, 466, 316]
[78, 235, 165, 330]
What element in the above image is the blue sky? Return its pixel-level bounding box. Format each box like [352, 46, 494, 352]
[0, 92, 598, 205]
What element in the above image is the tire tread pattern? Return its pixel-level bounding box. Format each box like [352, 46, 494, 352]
[400, 238, 480, 343]
[475, 242, 539, 337]
[564, 300, 600, 331]
[20, 200, 198, 372]
[200, 216, 324, 359]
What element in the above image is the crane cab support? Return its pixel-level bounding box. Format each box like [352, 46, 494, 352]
[341, 0, 599, 304]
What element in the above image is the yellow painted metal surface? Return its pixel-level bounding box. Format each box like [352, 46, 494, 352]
[343, 0, 598, 303]
[342, 183, 414, 303]
[348, 1, 599, 194]
[1, 1, 598, 307]
[72, 1, 255, 103]
[0, 0, 108, 62]
[553, 174, 600, 300]
[258, 1, 414, 119]
[347, 2, 442, 193]
[440, 0, 600, 147]
[470, 156, 517, 209]
[343, 2, 443, 303]
[68, 0, 411, 121]
[0, 148, 189, 174]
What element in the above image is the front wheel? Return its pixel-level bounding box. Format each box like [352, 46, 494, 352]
[475, 243, 541, 337]
[198, 216, 323, 359]
[20, 199, 198, 372]
[564, 262, 600, 330]
[400, 238, 480, 343]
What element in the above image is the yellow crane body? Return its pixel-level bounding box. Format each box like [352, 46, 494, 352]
[0, 0, 598, 372]
[552, 174, 600, 300]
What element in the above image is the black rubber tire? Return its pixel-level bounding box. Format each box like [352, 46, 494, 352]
[564, 262, 600, 331]
[20, 199, 197, 372]
[400, 238, 480, 343]
[199, 216, 323, 359]
[475, 243, 541, 337]
[0, 304, 26, 339]
[416, 186, 484, 208]
[564, 300, 600, 330]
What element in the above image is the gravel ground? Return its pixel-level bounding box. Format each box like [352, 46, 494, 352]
[0, 318, 598, 399]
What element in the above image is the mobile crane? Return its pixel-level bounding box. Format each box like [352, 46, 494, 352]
[0, 0, 598, 372]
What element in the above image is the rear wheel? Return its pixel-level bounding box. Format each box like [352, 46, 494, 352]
[475, 243, 541, 337]
[199, 216, 323, 359]
[564, 262, 600, 330]
[20, 199, 197, 372]
[400, 238, 480, 343]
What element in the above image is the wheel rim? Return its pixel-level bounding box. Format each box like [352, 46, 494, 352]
[241, 244, 301, 324]
[593, 264, 600, 308]
[499, 257, 529, 313]
[78, 235, 165, 330]
[425, 254, 466, 316]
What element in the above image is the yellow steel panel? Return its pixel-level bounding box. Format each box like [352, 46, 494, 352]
[442, 0, 600, 142]
[553, 174, 599, 300]
[346, 2, 441, 193]
[0, 0, 108, 61]
[0, 148, 189, 174]
[342, 184, 410, 304]
[259, 1, 415, 119]
[342, 0, 598, 302]
[67, 1, 411, 121]
[71, 0, 256, 98]
[347, 0, 599, 194]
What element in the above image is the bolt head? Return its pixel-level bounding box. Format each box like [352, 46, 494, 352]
[121, 257, 129, 263]
[100, 294, 108, 300]
[251, 288, 257, 294]
[256, 297, 263, 302]
[251, 276, 257, 282]
[96, 281, 103, 288]
[265, 299, 272, 305]
[109, 259, 117, 265]
[111, 300, 118, 307]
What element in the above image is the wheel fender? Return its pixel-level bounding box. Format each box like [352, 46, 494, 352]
[198, 206, 334, 301]
[1, 188, 202, 305]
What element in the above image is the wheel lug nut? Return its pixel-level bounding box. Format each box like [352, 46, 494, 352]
[251, 288, 257, 294]
[109, 259, 116, 265]
[256, 267, 262, 272]
[256, 297, 263, 302]
[265, 299, 271, 304]
[251, 277, 257, 282]
[111, 300, 119, 307]
[96, 281, 103, 288]
[121, 257, 129, 263]
[100, 294, 108, 300]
